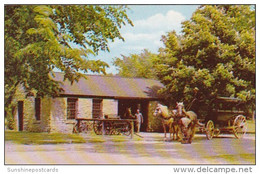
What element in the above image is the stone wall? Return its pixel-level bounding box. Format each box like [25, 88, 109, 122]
[11, 86, 28, 131]
[26, 97, 52, 132]
[50, 98, 93, 133]
[12, 86, 51, 132]
[50, 97, 70, 133]
[103, 99, 118, 117]
[11, 89, 120, 133]
[50, 97, 118, 133]
[78, 98, 92, 118]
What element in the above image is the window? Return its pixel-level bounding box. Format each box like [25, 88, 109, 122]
[92, 99, 103, 118]
[67, 98, 78, 119]
[35, 98, 41, 120]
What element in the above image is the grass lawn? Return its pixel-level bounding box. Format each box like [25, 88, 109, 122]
[5, 131, 141, 145]
[5, 131, 86, 145]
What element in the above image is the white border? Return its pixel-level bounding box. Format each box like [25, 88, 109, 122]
[1, 1, 258, 174]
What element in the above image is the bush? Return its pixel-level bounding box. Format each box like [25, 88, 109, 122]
[7, 117, 15, 130]
[148, 101, 164, 132]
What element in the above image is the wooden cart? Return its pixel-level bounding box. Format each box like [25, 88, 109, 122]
[203, 97, 248, 140]
[73, 117, 135, 138]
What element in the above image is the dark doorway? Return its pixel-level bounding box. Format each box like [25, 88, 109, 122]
[18, 101, 24, 131]
[140, 101, 149, 132]
[118, 99, 149, 132]
[118, 99, 138, 118]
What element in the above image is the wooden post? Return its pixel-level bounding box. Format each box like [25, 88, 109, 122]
[77, 119, 81, 133]
[102, 120, 105, 135]
[130, 120, 134, 139]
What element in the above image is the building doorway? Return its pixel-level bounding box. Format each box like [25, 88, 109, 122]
[118, 99, 149, 132]
[18, 101, 24, 131]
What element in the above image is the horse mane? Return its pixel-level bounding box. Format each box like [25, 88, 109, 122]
[182, 107, 197, 121]
[158, 104, 170, 118]
[177, 102, 197, 121]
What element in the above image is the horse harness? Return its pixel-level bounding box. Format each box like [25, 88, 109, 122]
[159, 114, 175, 121]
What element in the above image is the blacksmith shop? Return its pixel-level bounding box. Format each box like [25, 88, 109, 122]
[13, 72, 163, 133]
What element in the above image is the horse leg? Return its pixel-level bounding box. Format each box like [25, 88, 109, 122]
[173, 122, 179, 141]
[172, 125, 175, 140]
[168, 121, 171, 140]
[188, 125, 196, 143]
[191, 126, 196, 140]
[169, 125, 173, 141]
[176, 125, 182, 141]
[163, 123, 167, 141]
[173, 124, 178, 140]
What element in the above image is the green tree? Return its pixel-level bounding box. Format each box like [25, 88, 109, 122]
[113, 49, 162, 132]
[113, 49, 157, 79]
[154, 5, 255, 115]
[5, 5, 132, 117]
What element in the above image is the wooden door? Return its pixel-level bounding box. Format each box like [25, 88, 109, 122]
[18, 101, 24, 131]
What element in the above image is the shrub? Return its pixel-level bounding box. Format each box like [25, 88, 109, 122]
[148, 101, 164, 132]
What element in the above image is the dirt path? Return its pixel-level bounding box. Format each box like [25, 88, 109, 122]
[5, 133, 255, 164]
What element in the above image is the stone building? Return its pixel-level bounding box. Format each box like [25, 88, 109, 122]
[12, 72, 163, 133]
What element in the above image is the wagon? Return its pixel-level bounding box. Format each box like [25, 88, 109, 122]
[73, 115, 135, 138]
[203, 97, 248, 140]
[92, 116, 133, 136]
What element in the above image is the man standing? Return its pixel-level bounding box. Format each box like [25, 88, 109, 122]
[135, 109, 143, 133]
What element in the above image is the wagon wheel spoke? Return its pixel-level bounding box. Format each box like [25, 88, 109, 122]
[80, 122, 89, 133]
[122, 122, 131, 136]
[233, 115, 247, 139]
[87, 122, 93, 132]
[112, 123, 120, 135]
[72, 123, 79, 133]
[93, 121, 103, 135]
[110, 128, 118, 135]
[104, 122, 112, 135]
[206, 120, 214, 140]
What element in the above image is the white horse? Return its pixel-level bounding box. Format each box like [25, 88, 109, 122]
[153, 103, 179, 141]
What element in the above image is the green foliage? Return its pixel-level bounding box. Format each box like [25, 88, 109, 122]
[155, 5, 255, 115]
[5, 5, 132, 116]
[113, 49, 158, 79]
[148, 101, 163, 132]
[6, 117, 15, 130]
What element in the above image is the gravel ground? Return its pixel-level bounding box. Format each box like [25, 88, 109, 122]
[5, 133, 255, 165]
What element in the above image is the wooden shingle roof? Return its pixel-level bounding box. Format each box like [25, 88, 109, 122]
[53, 72, 164, 100]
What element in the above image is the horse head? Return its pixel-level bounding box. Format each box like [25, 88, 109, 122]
[153, 104, 162, 117]
[176, 102, 184, 117]
[153, 104, 169, 118]
[124, 107, 135, 119]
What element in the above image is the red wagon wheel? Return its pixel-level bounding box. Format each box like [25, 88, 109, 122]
[206, 120, 214, 140]
[233, 115, 247, 139]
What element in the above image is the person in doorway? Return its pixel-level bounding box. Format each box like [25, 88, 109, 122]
[135, 109, 143, 133]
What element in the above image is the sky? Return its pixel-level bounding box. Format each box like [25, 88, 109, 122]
[89, 5, 199, 74]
